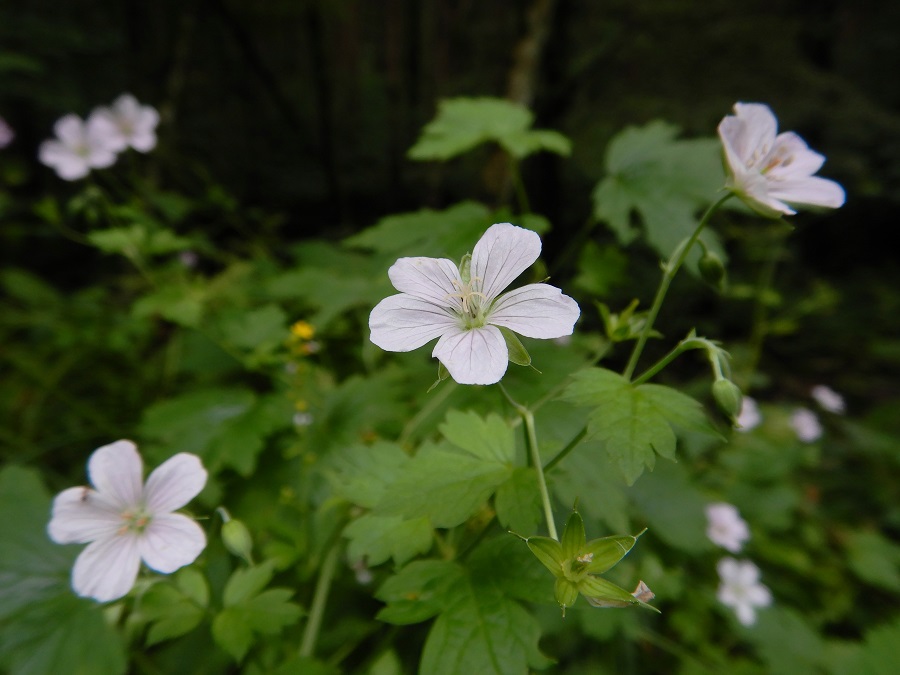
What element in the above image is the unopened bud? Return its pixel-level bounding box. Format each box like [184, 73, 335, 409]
[222, 518, 254, 565]
[713, 379, 744, 425]
[698, 250, 726, 290]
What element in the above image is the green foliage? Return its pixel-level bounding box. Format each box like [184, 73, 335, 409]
[592, 120, 726, 266]
[0, 467, 126, 675]
[562, 367, 721, 484]
[408, 97, 571, 161]
[211, 562, 304, 662]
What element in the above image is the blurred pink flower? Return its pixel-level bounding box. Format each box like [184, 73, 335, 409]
[92, 94, 160, 153]
[38, 113, 119, 180]
[811, 384, 845, 414]
[706, 502, 750, 553]
[718, 103, 845, 217]
[0, 116, 13, 148]
[791, 407, 823, 442]
[717, 558, 772, 626]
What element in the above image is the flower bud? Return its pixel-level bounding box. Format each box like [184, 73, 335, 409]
[713, 378, 744, 425]
[698, 250, 726, 290]
[222, 518, 254, 565]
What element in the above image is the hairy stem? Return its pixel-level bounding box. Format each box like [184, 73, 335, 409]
[299, 541, 341, 658]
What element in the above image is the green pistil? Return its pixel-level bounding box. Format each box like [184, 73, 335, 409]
[119, 507, 153, 535]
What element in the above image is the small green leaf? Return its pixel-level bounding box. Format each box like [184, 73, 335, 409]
[376, 445, 511, 528]
[375, 561, 464, 625]
[494, 467, 541, 534]
[343, 514, 433, 566]
[439, 410, 515, 464]
[223, 561, 276, 607]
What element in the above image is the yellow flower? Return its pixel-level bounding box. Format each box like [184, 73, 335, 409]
[290, 321, 315, 341]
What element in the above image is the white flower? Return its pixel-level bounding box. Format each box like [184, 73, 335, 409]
[811, 384, 845, 414]
[0, 116, 13, 148]
[736, 396, 761, 432]
[92, 94, 160, 153]
[706, 502, 750, 552]
[38, 113, 120, 180]
[716, 558, 772, 626]
[718, 102, 845, 217]
[47, 440, 207, 602]
[791, 407, 823, 442]
[369, 223, 580, 385]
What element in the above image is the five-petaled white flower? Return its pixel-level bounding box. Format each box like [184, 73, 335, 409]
[790, 407, 823, 443]
[92, 94, 160, 153]
[706, 502, 750, 553]
[368, 223, 580, 385]
[736, 396, 762, 432]
[811, 384, 845, 415]
[38, 113, 120, 180]
[48, 440, 208, 602]
[716, 557, 772, 626]
[718, 102, 845, 217]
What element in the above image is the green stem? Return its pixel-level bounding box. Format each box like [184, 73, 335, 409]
[509, 159, 531, 215]
[500, 384, 557, 540]
[299, 541, 341, 658]
[398, 380, 457, 447]
[622, 193, 733, 381]
[743, 228, 787, 386]
[542, 427, 586, 473]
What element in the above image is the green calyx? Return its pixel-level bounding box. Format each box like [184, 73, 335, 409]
[517, 509, 655, 615]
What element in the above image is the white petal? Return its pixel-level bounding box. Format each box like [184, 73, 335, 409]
[88, 440, 144, 508]
[432, 325, 508, 385]
[72, 534, 142, 602]
[736, 171, 796, 217]
[38, 140, 75, 168]
[767, 132, 824, 178]
[144, 453, 207, 513]
[387, 257, 463, 310]
[130, 130, 157, 153]
[488, 283, 580, 339]
[471, 223, 542, 302]
[112, 93, 140, 117]
[768, 176, 845, 209]
[735, 602, 756, 626]
[87, 111, 127, 153]
[139, 513, 206, 573]
[731, 103, 778, 164]
[53, 114, 86, 147]
[718, 116, 750, 176]
[48, 487, 123, 544]
[369, 294, 459, 352]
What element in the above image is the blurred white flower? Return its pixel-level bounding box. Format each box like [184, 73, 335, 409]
[48, 440, 207, 602]
[716, 557, 772, 626]
[38, 113, 120, 180]
[811, 384, 845, 414]
[791, 407, 823, 442]
[369, 223, 580, 385]
[0, 116, 13, 148]
[736, 396, 761, 432]
[92, 94, 160, 153]
[718, 102, 845, 218]
[293, 411, 314, 427]
[706, 502, 750, 553]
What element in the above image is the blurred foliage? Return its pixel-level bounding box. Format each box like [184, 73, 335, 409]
[2, 1, 900, 674]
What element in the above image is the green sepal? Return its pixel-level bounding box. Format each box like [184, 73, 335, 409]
[498, 326, 532, 367]
[560, 510, 587, 560]
[427, 361, 451, 392]
[459, 253, 472, 284]
[582, 534, 639, 575]
[579, 575, 638, 607]
[554, 577, 579, 611]
[525, 536, 564, 577]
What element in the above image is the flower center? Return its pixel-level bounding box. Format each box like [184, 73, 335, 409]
[761, 146, 794, 175]
[119, 507, 153, 535]
[447, 277, 487, 328]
